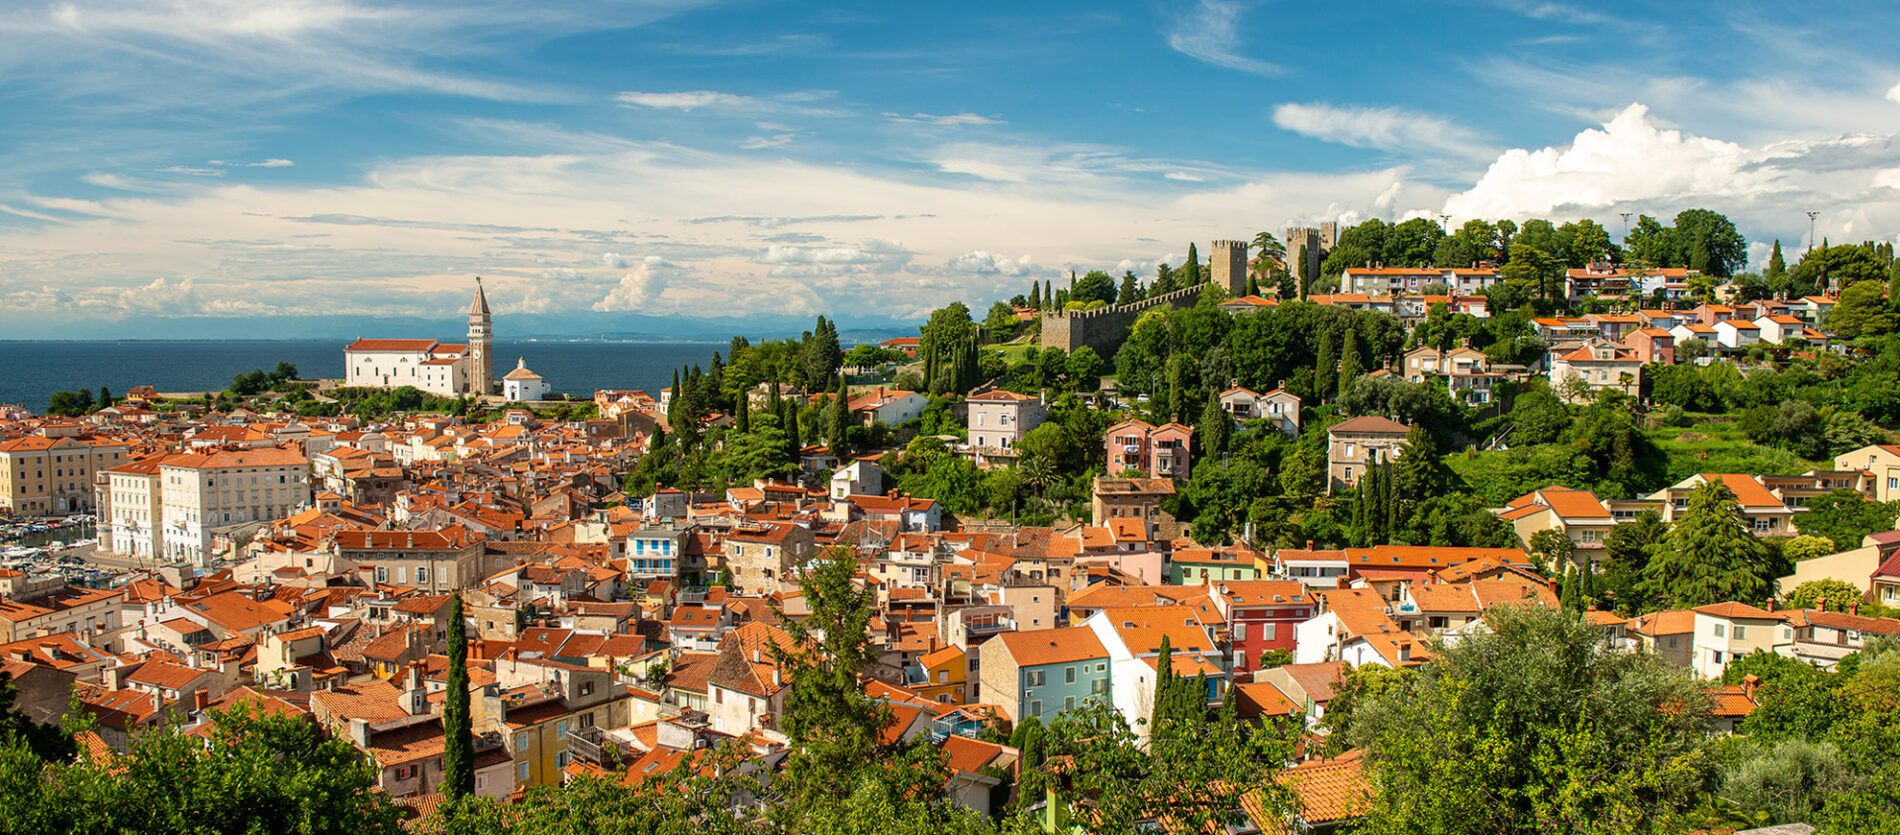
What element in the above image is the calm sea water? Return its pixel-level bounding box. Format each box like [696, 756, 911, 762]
[0, 340, 726, 413]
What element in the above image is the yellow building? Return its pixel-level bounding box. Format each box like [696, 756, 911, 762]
[913, 644, 970, 705]
[0, 430, 130, 516]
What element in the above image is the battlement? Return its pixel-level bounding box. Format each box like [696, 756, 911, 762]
[1040, 281, 1216, 355]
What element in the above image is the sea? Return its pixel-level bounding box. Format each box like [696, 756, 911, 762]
[0, 340, 728, 413]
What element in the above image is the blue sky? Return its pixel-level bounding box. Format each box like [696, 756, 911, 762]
[4, 0, 1900, 334]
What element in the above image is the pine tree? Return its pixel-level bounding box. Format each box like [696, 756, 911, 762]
[1766, 239, 1786, 281]
[736, 397, 751, 433]
[1641, 481, 1772, 607]
[1118, 270, 1143, 305]
[1338, 328, 1364, 400]
[441, 592, 474, 799]
[1560, 567, 1580, 612]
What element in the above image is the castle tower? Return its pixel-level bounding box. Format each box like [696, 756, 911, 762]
[1211, 240, 1249, 297]
[468, 277, 493, 396]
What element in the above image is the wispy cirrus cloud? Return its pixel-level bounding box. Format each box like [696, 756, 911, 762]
[1164, 0, 1281, 76]
[884, 112, 1005, 127]
[1272, 102, 1493, 161]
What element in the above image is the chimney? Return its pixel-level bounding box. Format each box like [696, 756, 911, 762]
[1741, 673, 1760, 701]
[1765, 598, 1775, 612]
[1849, 601, 1860, 615]
[192, 688, 210, 713]
[1815, 597, 1826, 612]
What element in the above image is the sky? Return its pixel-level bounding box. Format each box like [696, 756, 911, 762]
[5, 0, 1900, 337]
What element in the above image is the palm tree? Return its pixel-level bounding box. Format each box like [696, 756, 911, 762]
[1019, 455, 1060, 501]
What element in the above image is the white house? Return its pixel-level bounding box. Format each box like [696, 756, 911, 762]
[1217, 387, 1301, 438]
[1712, 320, 1762, 349]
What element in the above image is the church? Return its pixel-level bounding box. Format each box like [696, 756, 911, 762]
[343, 278, 495, 397]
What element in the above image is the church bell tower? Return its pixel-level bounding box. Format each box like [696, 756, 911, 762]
[468, 277, 493, 396]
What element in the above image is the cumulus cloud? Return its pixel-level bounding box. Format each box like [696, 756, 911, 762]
[757, 239, 913, 276]
[911, 251, 1059, 278]
[1441, 103, 1763, 219]
[1272, 102, 1491, 160]
[600, 252, 627, 268]
[1164, 0, 1281, 76]
[740, 133, 796, 149]
[1889, 81, 1900, 105]
[593, 256, 684, 311]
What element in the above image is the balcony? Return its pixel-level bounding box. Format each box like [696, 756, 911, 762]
[565, 726, 608, 765]
[965, 617, 1015, 637]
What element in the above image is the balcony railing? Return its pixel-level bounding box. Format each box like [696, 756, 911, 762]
[565, 726, 607, 765]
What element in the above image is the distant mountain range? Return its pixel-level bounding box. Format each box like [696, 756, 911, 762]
[2, 312, 923, 344]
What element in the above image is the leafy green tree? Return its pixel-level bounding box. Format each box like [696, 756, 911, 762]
[1826, 277, 1897, 339]
[772, 547, 893, 811]
[46, 389, 94, 417]
[1799, 490, 1900, 550]
[1278, 445, 1328, 497]
[1350, 606, 1713, 835]
[1527, 528, 1575, 576]
[1641, 481, 1774, 608]
[1065, 346, 1103, 392]
[1072, 270, 1117, 306]
[1782, 535, 1837, 563]
[1721, 739, 1863, 826]
[441, 592, 474, 799]
[1116, 271, 1144, 305]
[1599, 510, 1665, 612]
[1784, 578, 1863, 612]
[1196, 397, 1231, 462]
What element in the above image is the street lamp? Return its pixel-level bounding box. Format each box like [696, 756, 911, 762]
[1805, 211, 1819, 254]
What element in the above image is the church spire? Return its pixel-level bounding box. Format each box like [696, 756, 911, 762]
[471, 276, 491, 316]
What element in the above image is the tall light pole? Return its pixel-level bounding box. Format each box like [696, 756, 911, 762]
[1805, 211, 1819, 254]
[1438, 214, 1451, 231]
[1619, 212, 1632, 242]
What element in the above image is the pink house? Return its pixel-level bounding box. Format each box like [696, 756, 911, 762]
[1103, 419, 1195, 480]
[1622, 328, 1676, 365]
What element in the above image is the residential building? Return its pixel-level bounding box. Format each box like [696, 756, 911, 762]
[724, 522, 816, 595]
[1548, 341, 1642, 401]
[1171, 544, 1263, 585]
[1835, 444, 1900, 502]
[1102, 420, 1194, 480]
[335, 526, 486, 591]
[1326, 416, 1411, 493]
[1211, 580, 1314, 673]
[0, 431, 131, 516]
[965, 390, 1048, 464]
[1341, 266, 1499, 296]
[1621, 328, 1676, 365]
[1785, 608, 1900, 668]
[1712, 319, 1762, 349]
[1646, 474, 1793, 536]
[1217, 386, 1301, 437]
[1496, 487, 1615, 567]
[849, 387, 928, 427]
[98, 457, 166, 559]
[977, 626, 1111, 724]
[1691, 602, 1785, 679]
[158, 447, 312, 565]
[1089, 477, 1175, 526]
[1085, 606, 1224, 740]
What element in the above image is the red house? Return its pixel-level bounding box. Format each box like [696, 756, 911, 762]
[1209, 580, 1314, 673]
[1102, 419, 1194, 480]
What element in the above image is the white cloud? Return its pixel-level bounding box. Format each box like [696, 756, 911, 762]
[1164, 0, 1281, 76]
[614, 90, 758, 111]
[740, 134, 796, 149]
[1442, 103, 1762, 219]
[884, 112, 1004, 127]
[600, 252, 627, 268]
[913, 251, 1058, 279]
[593, 256, 683, 311]
[1164, 171, 1205, 182]
[1889, 81, 1900, 105]
[249, 158, 294, 167]
[1272, 102, 1491, 160]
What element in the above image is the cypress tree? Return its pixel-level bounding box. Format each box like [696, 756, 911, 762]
[1766, 239, 1786, 282]
[1197, 397, 1231, 461]
[1184, 242, 1201, 285]
[736, 398, 751, 433]
[1338, 328, 1364, 400]
[1029, 281, 1042, 309]
[1151, 635, 1177, 738]
[830, 377, 851, 452]
[1314, 333, 1336, 403]
[441, 592, 474, 799]
[1560, 566, 1580, 612]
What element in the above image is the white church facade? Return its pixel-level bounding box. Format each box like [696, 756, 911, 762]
[344, 278, 497, 397]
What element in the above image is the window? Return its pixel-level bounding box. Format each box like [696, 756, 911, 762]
[395, 765, 414, 780]
[1029, 699, 1042, 717]
[1234, 623, 1247, 641]
[1669, 637, 1679, 648]
[1733, 626, 1746, 640]
[1091, 679, 1108, 695]
[518, 762, 531, 782]
[1714, 624, 1726, 638]
[580, 680, 594, 697]
[415, 567, 429, 584]
[1027, 670, 1046, 687]
[1065, 666, 1076, 684]
[1063, 696, 1076, 711]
